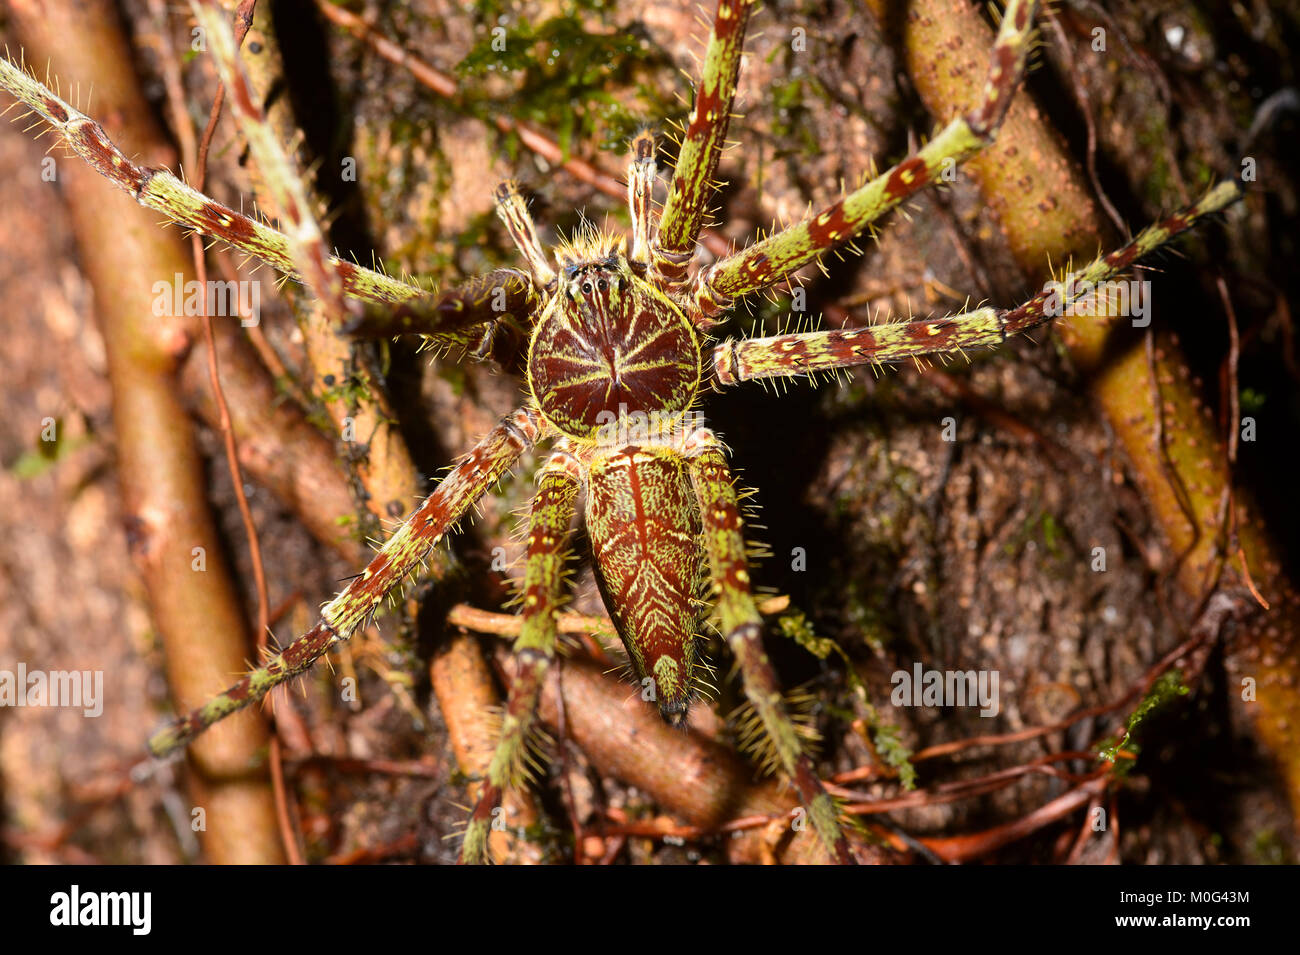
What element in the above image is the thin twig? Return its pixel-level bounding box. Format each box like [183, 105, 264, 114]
[1214, 275, 1269, 610]
[1044, 7, 1125, 235]
[185, 0, 304, 865]
[447, 594, 790, 638]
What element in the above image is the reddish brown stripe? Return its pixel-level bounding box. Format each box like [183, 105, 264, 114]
[528, 270, 699, 439]
[585, 449, 704, 710]
[44, 96, 68, 123]
[884, 156, 929, 203]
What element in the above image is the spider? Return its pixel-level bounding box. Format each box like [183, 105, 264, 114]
[0, 0, 1242, 864]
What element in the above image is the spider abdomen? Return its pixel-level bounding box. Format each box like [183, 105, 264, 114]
[583, 444, 707, 725]
[527, 253, 701, 442]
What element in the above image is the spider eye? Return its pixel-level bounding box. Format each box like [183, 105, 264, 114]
[582, 282, 592, 295]
[598, 279, 608, 291]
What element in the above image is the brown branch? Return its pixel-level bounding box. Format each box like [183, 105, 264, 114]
[520, 653, 890, 864]
[325, 833, 420, 864]
[287, 755, 441, 777]
[448, 594, 790, 639]
[869, 0, 1300, 825]
[177, 319, 367, 563]
[10, 0, 283, 862]
[918, 775, 1110, 864]
[177, 0, 302, 866]
[431, 632, 548, 864]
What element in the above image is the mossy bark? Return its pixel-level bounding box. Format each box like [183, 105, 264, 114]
[867, 0, 1300, 823]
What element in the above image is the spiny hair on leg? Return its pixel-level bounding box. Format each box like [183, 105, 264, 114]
[730, 684, 824, 778]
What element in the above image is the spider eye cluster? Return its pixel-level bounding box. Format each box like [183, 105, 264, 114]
[568, 271, 618, 300]
[560, 252, 626, 303]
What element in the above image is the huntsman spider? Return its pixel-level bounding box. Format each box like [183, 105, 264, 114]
[0, 0, 1243, 864]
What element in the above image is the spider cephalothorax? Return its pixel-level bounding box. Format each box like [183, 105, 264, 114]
[528, 239, 702, 443]
[3, 0, 1243, 865]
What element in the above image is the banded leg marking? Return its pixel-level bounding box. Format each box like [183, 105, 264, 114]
[192, 0, 349, 318]
[691, 0, 1040, 321]
[710, 180, 1243, 384]
[651, 0, 756, 290]
[0, 53, 422, 304]
[148, 408, 545, 757]
[684, 430, 855, 864]
[461, 451, 581, 864]
[495, 180, 557, 286]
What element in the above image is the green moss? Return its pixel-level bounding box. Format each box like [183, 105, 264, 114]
[1240, 387, 1266, 414]
[778, 609, 836, 659]
[1096, 670, 1189, 771]
[765, 76, 823, 159]
[1003, 508, 1067, 562]
[436, 356, 470, 398]
[453, 209, 507, 257]
[869, 719, 917, 791]
[456, 1, 674, 157]
[845, 586, 895, 655]
[777, 606, 916, 789]
[1040, 512, 1064, 558]
[1134, 112, 1181, 208]
[10, 418, 90, 479]
[319, 371, 376, 408]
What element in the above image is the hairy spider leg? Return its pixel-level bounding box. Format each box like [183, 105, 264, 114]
[684, 428, 855, 864]
[343, 269, 538, 340]
[709, 180, 1243, 383]
[650, 0, 755, 292]
[628, 130, 658, 264]
[0, 50, 419, 306]
[495, 179, 558, 286]
[461, 451, 582, 864]
[193, 0, 350, 320]
[344, 268, 540, 374]
[690, 0, 1040, 323]
[148, 409, 545, 757]
[1, 9, 530, 361]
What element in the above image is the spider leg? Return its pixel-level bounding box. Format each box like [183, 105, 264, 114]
[0, 50, 421, 306]
[192, 8, 543, 369]
[461, 451, 582, 865]
[148, 408, 546, 758]
[709, 180, 1242, 384]
[343, 267, 539, 375]
[628, 130, 658, 265]
[683, 428, 856, 865]
[650, 0, 756, 292]
[689, 0, 1039, 323]
[495, 180, 558, 286]
[193, 0, 353, 322]
[342, 268, 538, 341]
